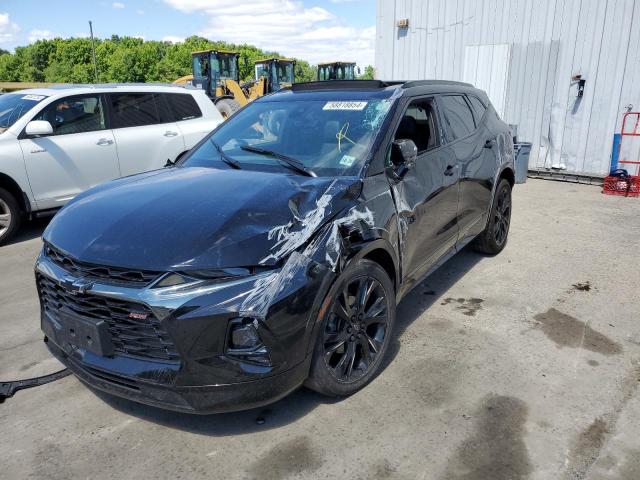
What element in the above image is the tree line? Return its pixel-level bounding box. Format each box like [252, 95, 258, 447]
[0, 35, 374, 84]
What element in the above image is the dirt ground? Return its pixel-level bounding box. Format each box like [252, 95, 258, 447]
[1, 178, 639, 480]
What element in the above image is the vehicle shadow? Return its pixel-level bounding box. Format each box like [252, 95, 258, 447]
[2, 217, 51, 246]
[91, 247, 484, 435]
[382, 247, 485, 368]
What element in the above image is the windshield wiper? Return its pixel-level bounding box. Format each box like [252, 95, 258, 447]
[240, 145, 316, 177]
[211, 140, 241, 170]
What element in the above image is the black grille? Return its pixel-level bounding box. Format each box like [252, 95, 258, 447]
[44, 243, 160, 286]
[37, 274, 179, 362]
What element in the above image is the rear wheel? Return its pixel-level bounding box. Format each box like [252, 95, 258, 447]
[473, 178, 512, 254]
[306, 259, 396, 397]
[0, 188, 21, 246]
[215, 98, 241, 119]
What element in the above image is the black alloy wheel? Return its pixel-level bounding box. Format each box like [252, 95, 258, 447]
[306, 259, 395, 396]
[323, 275, 389, 382]
[472, 178, 512, 255]
[493, 184, 511, 246]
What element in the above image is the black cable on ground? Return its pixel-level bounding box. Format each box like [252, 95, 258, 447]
[0, 369, 71, 403]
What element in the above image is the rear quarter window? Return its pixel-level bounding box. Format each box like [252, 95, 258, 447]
[109, 93, 161, 128]
[165, 93, 202, 121]
[467, 95, 487, 125]
[439, 95, 476, 141]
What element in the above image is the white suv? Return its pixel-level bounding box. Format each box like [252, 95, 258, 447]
[0, 84, 224, 244]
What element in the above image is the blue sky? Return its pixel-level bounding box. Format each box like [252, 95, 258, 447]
[0, 0, 377, 67]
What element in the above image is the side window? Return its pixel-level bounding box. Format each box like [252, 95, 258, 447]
[109, 93, 161, 128]
[467, 95, 487, 125]
[394, 98, 439, 154]
[165, 94, 202, 121]
[34, 95, 106, 135]
[438, 95, 476, 141]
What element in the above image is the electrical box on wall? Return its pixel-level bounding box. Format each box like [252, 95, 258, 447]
[572, 74, 586, 97]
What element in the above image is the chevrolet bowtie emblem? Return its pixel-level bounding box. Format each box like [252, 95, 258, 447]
[60, 277, 93, 295]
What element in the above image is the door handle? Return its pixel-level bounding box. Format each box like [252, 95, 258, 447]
[444, 165, 456, 176]
[164, 131, 178, 137]
[96, 138, 114, 146]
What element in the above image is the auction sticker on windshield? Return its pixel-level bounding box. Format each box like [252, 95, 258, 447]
[21, 94, 46, 101]
[323, 101, 368, 111]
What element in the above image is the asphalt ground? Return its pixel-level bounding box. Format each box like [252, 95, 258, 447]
[1, 178, 639, 480]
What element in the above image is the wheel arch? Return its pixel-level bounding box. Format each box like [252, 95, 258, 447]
[344, 239, 400, 293]
[303, 238, 400, 359]
[213, 95, 236, 104]
[499, 166, 515, 188]
[0, 172, 29, 215]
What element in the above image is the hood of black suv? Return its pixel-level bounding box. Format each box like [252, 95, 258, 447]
[43, 167, 359, 271]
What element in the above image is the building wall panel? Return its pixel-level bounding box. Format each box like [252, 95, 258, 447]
[375, 0, 639, 176]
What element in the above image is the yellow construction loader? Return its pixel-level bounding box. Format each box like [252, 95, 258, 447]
[317, 62, 357, 81]
[174, 50, 295, 118]
[253, 57, 295, 93]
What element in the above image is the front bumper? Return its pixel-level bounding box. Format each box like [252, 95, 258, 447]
[45, 337, 310, 413]
[36, 249, 334, 413]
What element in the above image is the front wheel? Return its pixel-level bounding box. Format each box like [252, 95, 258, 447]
[215, 98, 241, 119]
[472, 178, 512, 254]
[306, 259, 396, 397]
[0, 187, 21, 246]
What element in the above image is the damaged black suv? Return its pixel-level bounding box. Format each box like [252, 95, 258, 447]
[36, 80, 515, 413]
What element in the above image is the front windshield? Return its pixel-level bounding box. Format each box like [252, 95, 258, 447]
[0, 93, 48, 132]
[345, 64, 355, 80]
[318, 66, 332, 81]
[183, 97, 394, 176]
[277, 63, 294, 84]
[255, 63, 268, 80]
[215, 54, 238, 81]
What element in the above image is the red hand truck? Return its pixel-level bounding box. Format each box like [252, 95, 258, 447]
[604, 112, 640, 197]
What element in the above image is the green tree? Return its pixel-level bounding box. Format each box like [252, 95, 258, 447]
[294, 60, 316, 82]
[358, 65, 375, 80]
[0, 35, 319, 86]
[43, 38, 95, 82]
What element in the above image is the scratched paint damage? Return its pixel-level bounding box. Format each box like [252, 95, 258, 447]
[242, 178, 375, 319]
[259, 179, 342, 265]
[240, 251, 312, 318]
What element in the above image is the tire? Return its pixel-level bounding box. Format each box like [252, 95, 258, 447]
[215, 98, 241, 119]
[472, 178, 512, 255]
[0, 187, 21, 246]
[305, 259, 396, 397]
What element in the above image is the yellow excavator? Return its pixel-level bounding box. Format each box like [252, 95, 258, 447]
[317, 62, 357, 81]
[174, 50, 295, 119]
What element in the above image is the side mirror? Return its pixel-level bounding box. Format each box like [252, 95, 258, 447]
[25, 120, 53, 137]
[388, 139, 417, 180]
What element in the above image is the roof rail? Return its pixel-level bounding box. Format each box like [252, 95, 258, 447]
[290, 80, 403, 91]
[401, 80, 474, 89]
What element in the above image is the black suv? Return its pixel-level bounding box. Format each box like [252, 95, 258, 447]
[36, 80, 514, 413]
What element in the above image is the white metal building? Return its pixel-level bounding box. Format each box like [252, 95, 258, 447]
[375, 0, 640, 177]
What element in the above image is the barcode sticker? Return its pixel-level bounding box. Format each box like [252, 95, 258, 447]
[323, 101, 368, 111]
[21, 94, 46, 101]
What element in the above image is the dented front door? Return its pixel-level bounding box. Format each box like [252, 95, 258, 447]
[391, 145, 459, 280]
[388, 97, 460, 281]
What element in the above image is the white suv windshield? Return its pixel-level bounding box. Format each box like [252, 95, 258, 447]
[0, 93, 47, 132]
[184, 98, 393, 176]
